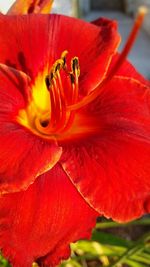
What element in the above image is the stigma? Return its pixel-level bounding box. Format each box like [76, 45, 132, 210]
[68, 6, 147, 111]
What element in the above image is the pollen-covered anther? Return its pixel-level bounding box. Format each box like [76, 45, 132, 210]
[70, 73, 75, 84]
[61, 50, 68, 68]
[35, 51, 80, 136]
[71, 57, 80, 77]
[54, 59, 64, 73]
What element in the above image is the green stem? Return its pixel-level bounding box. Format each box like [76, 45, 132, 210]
[109, 232, 150, 267]
[110, 246, 143, 267]
[96, 218, 150, 229]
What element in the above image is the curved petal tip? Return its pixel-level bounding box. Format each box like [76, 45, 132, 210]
[7, 0, 54, 15]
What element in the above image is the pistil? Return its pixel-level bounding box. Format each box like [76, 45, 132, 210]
[67, 6, 147, 111]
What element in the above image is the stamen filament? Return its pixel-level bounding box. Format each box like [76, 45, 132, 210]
[52, 72, 67, 131]
[52, 78, 62, 127]
[59, 58, 80, 133]
[46, 82, 57, 130]
[67, 6, 147, 111]
[35, 52, 80, 135]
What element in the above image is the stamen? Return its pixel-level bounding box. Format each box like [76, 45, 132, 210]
[52, 70, 67, 131]
[37, 51, 80, 135]
[70, 73, 75, 84]
[60, 58, 80, 133]
[45, 75, 50, 88]
[61, 50, 68, 68]
[71, 57, 80, 99]
[68, 6, 148, 111]
[46, 81, 57, 130]
[51, 78, 61, 128]
[71, 57, 80, 77]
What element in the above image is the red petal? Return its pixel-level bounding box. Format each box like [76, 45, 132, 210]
[0, 165, 98, 267]
[7, 0, 54, 14]
[0, 65, 62, 194]
[0, 14, 52, 79]
[0, 14, 120, 90]
[92, 17, 118, 29]
[0, 63, 31, 102]
[108, 53, 150, 86]
[61, 77, 150, 222]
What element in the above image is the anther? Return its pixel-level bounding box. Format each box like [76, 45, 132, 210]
[50, 71, 54, 81]
[70, 73, 75, 84]
[61, 50, 68, 67]
[55, 62, 61, 72]
[41, 51, 81, 134]
[45, 72, 54, 91]
[40, 120, 49, 128]
[71, 57, 80, 76]
[45, 76, 50, 88]
[52, 59, 64, 74]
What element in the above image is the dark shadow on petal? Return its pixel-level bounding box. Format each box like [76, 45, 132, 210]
[18, 51, 33, 79]
[0, 64, 30, 102]
[5, 60, 17, 70]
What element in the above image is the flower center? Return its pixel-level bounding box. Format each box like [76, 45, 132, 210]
[18, 51, 81, 139]
[35, 51, 80, 136]
[18, 7, 147, 141]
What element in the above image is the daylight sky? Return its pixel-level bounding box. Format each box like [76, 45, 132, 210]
[0, 0, 15, 13]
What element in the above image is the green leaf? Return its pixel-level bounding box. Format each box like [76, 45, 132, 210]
[139, 252, 150, 261]
[71, 240, 125, 257]
[60, 259, 82, 267]
[92, 230, 132, 247]
[125, 259, 147, 267]
[96, 218, 150, 229]
[131, 254, 150, 265]
[0, 253, 10, 267]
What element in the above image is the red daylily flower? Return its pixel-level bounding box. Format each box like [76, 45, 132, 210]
[0, 1, 150, 266]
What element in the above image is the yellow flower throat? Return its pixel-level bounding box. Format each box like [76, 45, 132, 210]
[18, 51, 81, 139]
